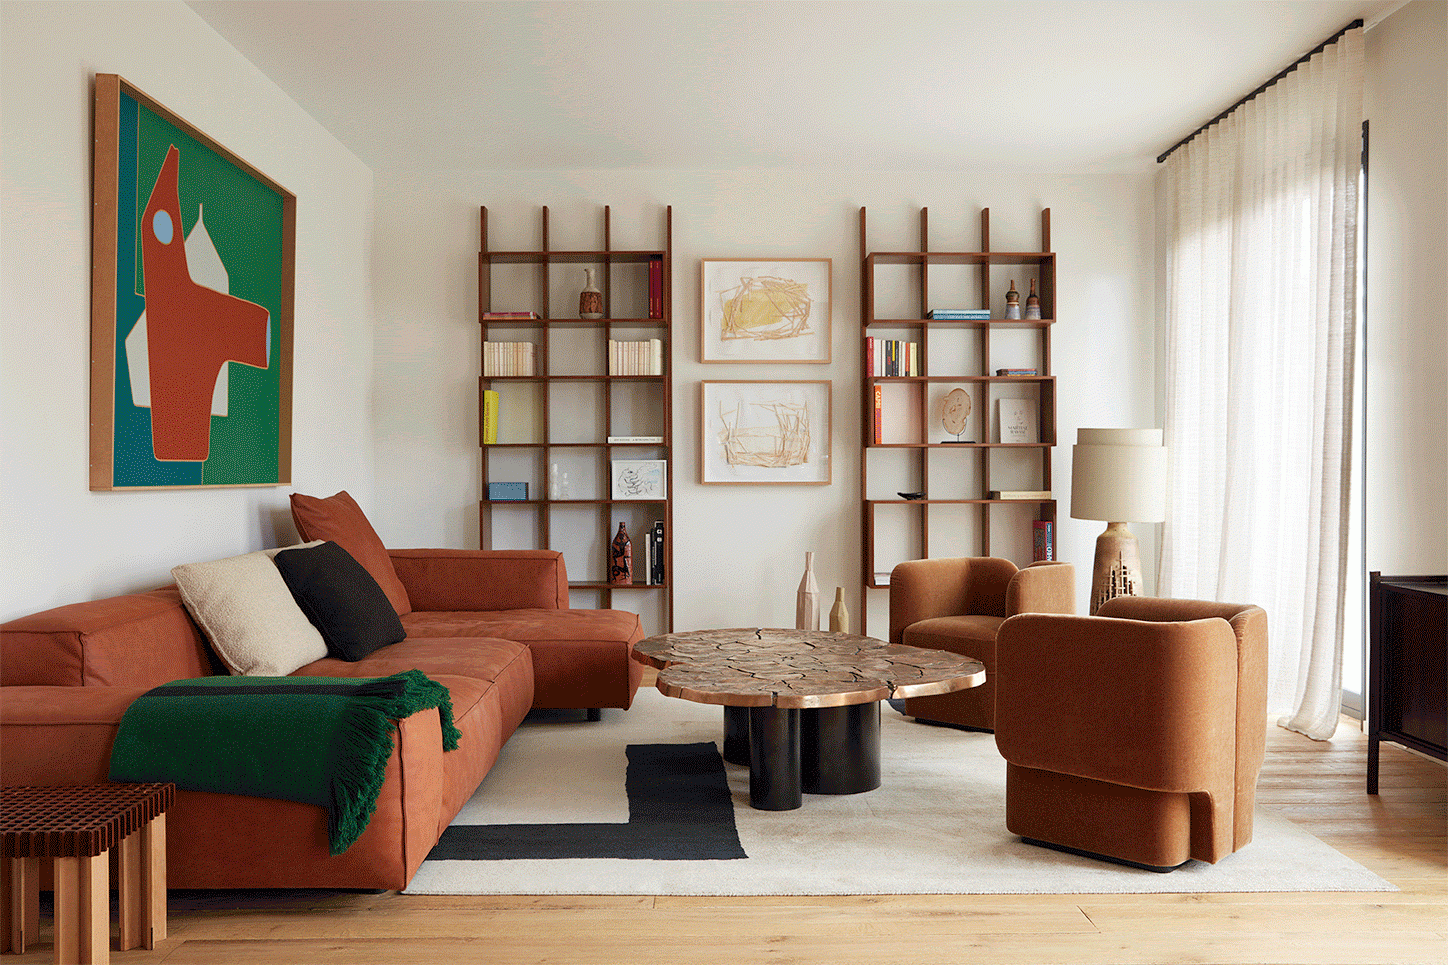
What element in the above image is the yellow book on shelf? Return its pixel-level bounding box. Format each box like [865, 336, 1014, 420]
[483, 389, 499, 444]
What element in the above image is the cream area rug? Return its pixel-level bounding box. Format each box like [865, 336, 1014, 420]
[403, 688, 1393, 896]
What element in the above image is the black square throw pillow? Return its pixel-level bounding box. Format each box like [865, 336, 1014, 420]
[273, 540, 406, 661]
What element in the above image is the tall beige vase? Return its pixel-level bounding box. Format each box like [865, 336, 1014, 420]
[829, 587, 849, 633]
[796, 552, 820, 631]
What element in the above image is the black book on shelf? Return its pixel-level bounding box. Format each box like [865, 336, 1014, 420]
[649, 521, 666, 585]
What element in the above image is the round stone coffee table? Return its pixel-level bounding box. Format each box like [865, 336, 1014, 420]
[632, 628, 985, 810]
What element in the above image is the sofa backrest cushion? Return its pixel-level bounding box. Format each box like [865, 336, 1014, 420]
[0, 588, 221, 688]
[290, 490, 413, 617]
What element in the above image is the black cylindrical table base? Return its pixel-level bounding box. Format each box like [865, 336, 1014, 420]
[748, 707, 801, 810]
[722, 706, 750, 766]
[802, 702, 882, 794]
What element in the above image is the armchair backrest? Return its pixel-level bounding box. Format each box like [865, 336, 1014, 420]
[888, 557, 1018, 645]
[1094, 595, 1268, 849]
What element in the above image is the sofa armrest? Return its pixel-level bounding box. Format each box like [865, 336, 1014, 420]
[1006, 561, 1076, 616]
[993, 613, 1238, 795]
[0, 685, 149, 785]
[888, 557, 1018, 645]
[388, 549, 569, 613]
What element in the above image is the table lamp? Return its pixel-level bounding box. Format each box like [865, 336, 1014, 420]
[1070, 428, 1168, 614]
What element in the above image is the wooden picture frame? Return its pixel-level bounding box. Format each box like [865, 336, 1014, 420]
[700, 258, 831, 363]
[91, 74, 295, 490]
[700, 380, 831, 485]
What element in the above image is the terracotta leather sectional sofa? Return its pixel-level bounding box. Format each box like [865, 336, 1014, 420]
[0, 547, 643, 891]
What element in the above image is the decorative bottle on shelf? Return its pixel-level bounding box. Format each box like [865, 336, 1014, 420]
[579, 268, 603, 319]
[609, 523, 632, 585]
[796, 552, 820, 631]
[1004, 279, 1022, 319]
[1024, 278, 1042, 320]
[829, 587, 849, 633]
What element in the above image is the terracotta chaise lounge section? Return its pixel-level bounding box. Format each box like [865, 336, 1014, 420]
[0, 549, 642, 891]
[993, 596, 1268, 869]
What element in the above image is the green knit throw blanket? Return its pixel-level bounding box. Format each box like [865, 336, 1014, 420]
[108, 670, 461, 855]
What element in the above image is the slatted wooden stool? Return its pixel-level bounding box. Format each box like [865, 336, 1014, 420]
[1, 783, 173, 964]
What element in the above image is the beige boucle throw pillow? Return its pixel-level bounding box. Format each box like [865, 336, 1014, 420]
[172, 542, 327, 676]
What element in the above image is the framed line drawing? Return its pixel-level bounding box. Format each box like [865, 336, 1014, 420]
[700, 380, 831, 485]
[700, 258, 831, 363]
[610, 459, 668, 500]
[91, 74, 295, 490]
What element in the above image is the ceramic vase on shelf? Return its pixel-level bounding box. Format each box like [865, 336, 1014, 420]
[1024, 278, 1042, 320]
[796, 552, 820, 631]
[829, 587, 849, 633]
[609, 522, 632, 585]
[579, 268, 603, 319]
[1004, 279, 1022, 319]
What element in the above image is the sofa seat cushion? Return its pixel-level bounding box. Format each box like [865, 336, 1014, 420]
[401, 609, 643, 710]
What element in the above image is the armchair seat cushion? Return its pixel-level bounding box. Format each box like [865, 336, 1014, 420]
[902, 615, 1004, 654]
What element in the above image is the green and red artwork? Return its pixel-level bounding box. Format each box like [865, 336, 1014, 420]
[91, 75, 294, 490]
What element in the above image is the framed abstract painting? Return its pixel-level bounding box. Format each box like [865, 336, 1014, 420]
[90, 74, 295, 490]
[699, 380, 831, 485]
[699, 258, 831, 363]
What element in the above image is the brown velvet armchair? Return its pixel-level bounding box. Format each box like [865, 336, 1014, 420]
[888, 558, 1075, 731]
[993, 596, 1269, 869]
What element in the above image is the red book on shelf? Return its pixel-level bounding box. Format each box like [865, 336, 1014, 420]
[1033, 520, 1054, 561]
[648, 258, 663, 319]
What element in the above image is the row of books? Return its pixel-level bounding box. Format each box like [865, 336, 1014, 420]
[927, 308, 991, 320]
[481, 311, 541, 321]
[608, 339, 664, 376]
[866, 337, 921, 377]
[483, 341, 536, 377]
[996, 368, 1038, 377]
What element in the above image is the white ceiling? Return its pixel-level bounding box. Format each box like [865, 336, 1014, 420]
[186, 0, 1385, 173]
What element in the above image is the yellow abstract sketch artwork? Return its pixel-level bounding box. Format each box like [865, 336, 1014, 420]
[719, 275, 813, 342]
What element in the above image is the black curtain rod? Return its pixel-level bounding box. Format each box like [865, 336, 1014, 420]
[1157, 18, 1364, 163]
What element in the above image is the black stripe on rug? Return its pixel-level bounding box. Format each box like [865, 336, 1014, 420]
[427, 742, 746, 861]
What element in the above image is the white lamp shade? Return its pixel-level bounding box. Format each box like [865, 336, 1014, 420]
[1070, 428, 1168, 523]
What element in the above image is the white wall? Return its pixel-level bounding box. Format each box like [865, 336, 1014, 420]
[1364, 0, 1448, 576]
[0, 1, 376, 620]
[373, 172, 1156, 635]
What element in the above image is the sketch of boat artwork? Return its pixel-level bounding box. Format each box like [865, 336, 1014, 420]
[719, 275, 813, 342]
[718, 398, 811, 469]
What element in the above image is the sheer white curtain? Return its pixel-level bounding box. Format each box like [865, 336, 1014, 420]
[1158, 27, 1363, 740]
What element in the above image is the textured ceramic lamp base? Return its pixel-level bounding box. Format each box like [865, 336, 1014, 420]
[1090, 522, 1142, 615]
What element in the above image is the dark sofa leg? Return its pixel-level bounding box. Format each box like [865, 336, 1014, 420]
[587, 708, 602, 722]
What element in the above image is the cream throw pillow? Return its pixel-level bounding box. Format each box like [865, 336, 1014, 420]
[172, 543, 327, 676]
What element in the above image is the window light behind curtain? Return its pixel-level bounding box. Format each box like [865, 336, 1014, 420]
[1158, 25, 1363, 740]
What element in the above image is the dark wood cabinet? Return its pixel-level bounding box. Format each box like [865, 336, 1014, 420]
[1367, 572, 1446, 793]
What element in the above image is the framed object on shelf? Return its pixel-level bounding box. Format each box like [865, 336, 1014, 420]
[90, 74, 295, 490]
[700, 380, 831, 485]
[611, 459, 668, 500]
[998, 398, 1038, 444]
[700, 258, 831, 363]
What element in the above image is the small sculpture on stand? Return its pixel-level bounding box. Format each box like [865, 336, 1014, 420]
[579, 268, 603, 319]
[609, 522, 632, 585]
[941, 386, 972, 443]
[1024, 278, 1042, 320]
[1004, 279, 1022, 320]
[796, 551, 819, 631]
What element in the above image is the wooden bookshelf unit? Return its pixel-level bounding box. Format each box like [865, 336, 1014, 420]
[859, 207, 1057, 633]
[478, 204, 673, 633]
